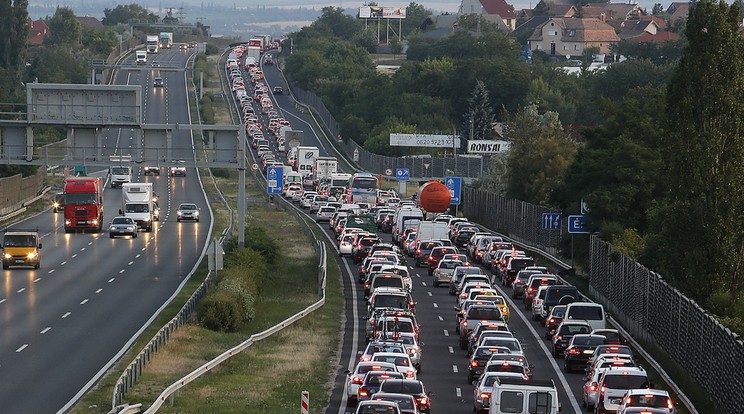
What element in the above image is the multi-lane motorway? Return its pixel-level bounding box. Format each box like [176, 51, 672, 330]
[0, 48, 211, 413]
[251, 57, 593, 413]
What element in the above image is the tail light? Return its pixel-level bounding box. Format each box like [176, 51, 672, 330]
[471, 360, 479, 367]
[417, 397, 429, 405]
[480, 392, 491, 400]
[352, 376, 363, 384]
[567, 347, 580, 355]
[406, 370, 414, 378]
[548, 318, 555, 324]
[527, 287, 534, 294]
[358, 386, 369, 397]
[361, 355, 371, 362]
[556, 335, 562, 341]
[667, 398, 674, 409]
[589, 382, 597, 391]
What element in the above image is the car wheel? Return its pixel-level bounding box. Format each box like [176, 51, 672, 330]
[433, 280, 439, 287]
[196, 218, 199, 222]
[34, 262, 40, 270]
[133, 232, 138, 238]
[177, 218, 181, 222]
[2, 263, 8, 270]
[553, 348, 561, 358]
[110, 233, 114, 238]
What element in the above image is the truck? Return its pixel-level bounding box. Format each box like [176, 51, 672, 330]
[296, 146, 319, 188]
[392, 206, 424, 244]
[121, 183, 157, 232]
[1, 230, 42, 269]
[109, 155, 132, 188]
[136, 50, 147, 64]
[63, 177, 104, 233]
[489, 378, 560, 414]
[329, 172, 351, 198]
[146, 35, 159, 53]
[246, 39, 262, 61]
[159, 32, 173, 49]
[313, 156, 338, 189]
[414, 221, 450, 247]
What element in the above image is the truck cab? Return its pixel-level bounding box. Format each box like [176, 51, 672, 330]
[2, 231, 42, 269]
[136, 50, 147, 64]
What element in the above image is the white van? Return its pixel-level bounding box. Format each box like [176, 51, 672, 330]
[564, 302, 607, 331]
[135, 50, 147, 64]
[489, 378, 561, 414]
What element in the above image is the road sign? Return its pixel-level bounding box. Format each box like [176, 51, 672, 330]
[267, 166, 284, 194]
[580, 199, 589, 215]
[542, 213, 561, 230]
[445, 176, 461, 205]
[385, 168, 393, 176]
[396, 168, 410, 181]
[568, 215, 589, 234]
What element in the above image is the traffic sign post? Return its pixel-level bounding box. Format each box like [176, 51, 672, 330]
[395, 168, 410, 181]
[266, 166, 284, 195]
[568, 215, 588, 234]
[445, 176, 461, 205]
[542, 213, 561, 230]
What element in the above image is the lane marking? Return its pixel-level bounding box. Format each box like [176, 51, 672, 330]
[96, 289, 103, 294]
[433, 303, 438, 308]
[438, 316, 444, 321]
[0, 299, 5, 304]
[41, 327, 51, 334]
[17, 288, 25, 293]
[80, 248, 86, 251]
[128, 261, 134, 266]
[48, 269, 55, 274]
[71, 254, 77, 258]
[34, 278, 41, 283]
[448, 346, 454, 354]
[119, 269, 125, 274]
[452, 365, 458, 373]
[427, 292, 432, 297]
[80, 299, 89, 305]
[456, 387, 462, 397]
[61, 261, 67, 265]
[16, 344, 28, 353]
[108, 278, 115, 283]
[444, 329, 449, 337]
[62, 312, 71, 318]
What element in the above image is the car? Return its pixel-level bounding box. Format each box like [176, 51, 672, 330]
[616, 389, 676, 414]
[153, 76, 164, 87]
[551, 320, 592, 357]
[316, 206, 337, 223]
[273, 86, 283, 95]
[563, 333, 607, 372]
[109, 216, 137, 238]
[370, 352, 417, 379]
[473, 372, 502, 413]
[544, 304, 567, 339]
[377, 379, 431, 413]
[371, 393, 418, 414]
[169, 160, 186, 176]
[179, 43, 187, 50]
[468, 346, 513, 383]
[376, 331, 422, 370]
[432, 259, 464, 287]
[176, 203, 200, 222]
[143, 166, 160, 175]
[595, 367, 651, 414]
[360, 341, 407, 363]
[357, 370, 406, 403]
[52, 192, 64, 212]
[355, 400, 402, 414]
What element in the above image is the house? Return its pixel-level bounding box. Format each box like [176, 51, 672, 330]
[76, 16, 104, 31]
[459, 0, 517, 31]
[606, 16, 680, 42]
[667, 2, 690, 25]
[28, 19, 49, 46]
[584, 2, 643, 20]
[517, 3, 577, 19]
[527, 17, 621, 58]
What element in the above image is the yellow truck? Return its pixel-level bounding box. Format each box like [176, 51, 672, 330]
[1, 230, 42, 269]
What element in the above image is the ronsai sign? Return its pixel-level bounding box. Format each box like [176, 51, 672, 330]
[467, 140, 512, 154]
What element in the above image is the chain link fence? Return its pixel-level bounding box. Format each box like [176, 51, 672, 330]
[589, 236, 744, 413]
[290, 84, 492, 179]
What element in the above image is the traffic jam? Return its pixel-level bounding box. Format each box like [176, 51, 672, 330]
[227, 41, 678, 414]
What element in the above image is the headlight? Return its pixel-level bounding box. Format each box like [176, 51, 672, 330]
[193, 211, 199, 216]
[4, 253, 11, 259]
[110, 227, 115, 231]
[92, 219, 99, 225]
[177, 211, 183, 216]
[53, 202, 59, 208]
[143, 217, 151, 222]
[27, 252, 37, 259]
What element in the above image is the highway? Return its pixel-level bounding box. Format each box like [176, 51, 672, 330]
[246, 54, 592, 414]
[0, 47, 211, 413]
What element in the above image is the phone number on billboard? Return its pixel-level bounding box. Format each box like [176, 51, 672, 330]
[416, 138, 455, 146]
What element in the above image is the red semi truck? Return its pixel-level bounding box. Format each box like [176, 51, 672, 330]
[63, 177, 104, 233]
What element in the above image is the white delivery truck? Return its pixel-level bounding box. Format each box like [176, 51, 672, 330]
[136, 50, 147, 64]
[120, 182, 157, 232]
[313, 156, 338, 188]
[146, 35, 159, 53]
[297, 146, 319, 188]
[414, 221, 450, 247]
[393, 207, 424, 244]
[109, 155, 132, 188]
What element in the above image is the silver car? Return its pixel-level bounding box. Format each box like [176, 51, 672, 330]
[176, 203, 200, 222]
[109, 216, 137, 238]
[315, 206, 336, 222]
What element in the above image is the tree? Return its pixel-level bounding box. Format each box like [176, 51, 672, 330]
[401, 2, 432, 37]
[461, 80, 495, 145]
[652, 3, 664, 15]
[102, 4, 159, 25]
[504, 105, 577, 205]
[46, 7, 82, 47]
[0, 0, 29, 104]
[652, 0, 744, 304]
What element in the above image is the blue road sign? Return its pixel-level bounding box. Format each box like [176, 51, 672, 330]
[542, 213, 561, 230]
[568, 215, 589, 234]
[267, 166, 284, 195]
[396, 168, 410, 181]
[445, 176, 461, 205]
[580, 199, 589, 215]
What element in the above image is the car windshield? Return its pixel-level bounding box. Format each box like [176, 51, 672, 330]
[374, 395, 415, 410]
[380, 381, 423, 394]
[484, 339, 520, 352]
[179, 204, 197, 211]
[125, 204, 149, 213]
[373, 295, 408, 309]
[65, 193, 96, 204]
[112, 217, 133, 225]
[572, 336, 606, 347]
[603, 374, 648, 389]
[468, 308, 502, 320]
[3, 235, 36, 247]
[475, 347, 508, 357]
[440, 261, 463, 269]
[626, 394, 670, 408]
[373, 277, 404, 289]
[568, 306, 604, 320]
[562, 324, 592, 334]
[372, 355, 409, 366]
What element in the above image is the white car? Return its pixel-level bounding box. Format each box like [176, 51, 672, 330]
[315, 206, 336, 223]
[379, 264, 412, 292]
[345, 361, 398, 402]
[376, 331, 422, 370]
[370, 352, 417, 379]
[338, 233, 356, 257]
[616, 388, 675, 414]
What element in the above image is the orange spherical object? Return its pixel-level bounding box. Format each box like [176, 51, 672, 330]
[417, 180, 452, 213]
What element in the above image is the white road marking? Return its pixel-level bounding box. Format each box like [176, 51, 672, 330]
[456, 387, 462, 397]
[80, 299, 88, 305]
[16, 344, 28, 353]
[433, 303, 438, 308]
[95, 289, 103, 294]
[0, 299, 5, 304]
[452, 365, 458, 373]
[48, 269, 54, 274]
[34, 278, 41, 282]
[80, 247, 86, 251]
[88, 242, 93, 246]
[421, 282, 427, 287]
[41, 327, 51, 334]
[108, 278, 115, 283]
[71, 254, 77, 258]
[135, 254, 141, 258]
[17, 288, 25, 293]
[128, 261, 134, 265]
[427, 292, 432, 297]
[119, 269, 125, 274]
[61, 261, 66, 265]
[62, 312, 71, 318]
[448, 346, 454, 354]
[438, 316, 444, 321]
[444, 329, 449, 337]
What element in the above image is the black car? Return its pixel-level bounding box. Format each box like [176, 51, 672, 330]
[551, 321, 592, 357]
[352, 237, 379, 264]
[273, 86, 283, 95]
[563, 334, 607, 372]
[378, 379, 431, 413]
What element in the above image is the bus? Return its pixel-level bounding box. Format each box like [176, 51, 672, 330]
[348, 173, 379, 205]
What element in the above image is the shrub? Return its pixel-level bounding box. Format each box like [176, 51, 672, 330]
[211, 168, 236, 178]
[198, 290, 243, 332]
[218, 272, 258, 321]
[205, 42, 219, 55]
[243, 226, 280, 265]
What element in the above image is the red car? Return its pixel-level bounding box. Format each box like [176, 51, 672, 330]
[427, 246, 458, 275]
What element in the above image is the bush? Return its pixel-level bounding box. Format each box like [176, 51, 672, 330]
[200, 93, 215, 124]
[205, 42, 219, 55]
[198, 290, 243, 332]
[244, 226, 281, 264]
[218, 271, 258, 321]
[211, 168, 236, 178]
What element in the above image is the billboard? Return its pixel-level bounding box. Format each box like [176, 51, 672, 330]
[359, 6, 407, 19]
[467, 140, 512, 154]
[390, 133, 461, 148]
